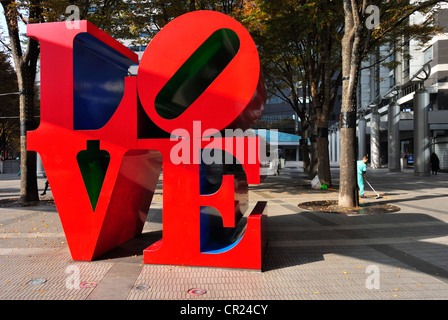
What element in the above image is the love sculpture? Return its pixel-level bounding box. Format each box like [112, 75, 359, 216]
[27, 11, 268, 270]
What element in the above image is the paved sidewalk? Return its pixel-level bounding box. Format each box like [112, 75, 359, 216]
[1, 166, 448, 303]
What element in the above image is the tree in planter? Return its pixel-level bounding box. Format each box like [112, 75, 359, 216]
[339, 0, 445, 207]
[237, 0, 343, 186]
[237, 0, 312, 173]
[305, 0, 343, 187]
[1, 0, 42, 203]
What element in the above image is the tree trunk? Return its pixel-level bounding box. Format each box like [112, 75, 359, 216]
[339, 0, 362, 208]
[338, 124, 358, 207]
[317, 112, 332, 187]
[316, 29, 333, 188]
[1, 0, 41, 204]
[19, 67, 39, 204]
[300, 120, 311, 173]
[309, 118, 318, 179]
[317, 135, 331, 187]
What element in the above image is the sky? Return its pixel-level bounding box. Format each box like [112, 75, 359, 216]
[0, 5, 28, 55]
[0, 6, 8, 49]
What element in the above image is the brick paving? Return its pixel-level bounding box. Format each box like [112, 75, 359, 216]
[1, 165, 448, 303]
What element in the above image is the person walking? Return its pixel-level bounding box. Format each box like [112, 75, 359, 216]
[357, 156, 368, 198]
[430, 152, 440, 175]
[41, 180, 49, 195]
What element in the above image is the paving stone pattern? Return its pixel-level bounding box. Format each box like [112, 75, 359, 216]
[1, 166, 448, 300]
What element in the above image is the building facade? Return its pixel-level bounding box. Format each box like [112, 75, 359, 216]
[329, 4, 448, 173]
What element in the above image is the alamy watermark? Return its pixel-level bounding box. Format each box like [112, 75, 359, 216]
[365, 265, 380, 290]
[65, 5, 80, 29]
[65, 265, 80, 290]
[366, 5, 380, 30]
[169, 121, 277, 166]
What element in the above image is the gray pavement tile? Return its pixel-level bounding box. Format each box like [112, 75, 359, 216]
[1, 168, 448, 301]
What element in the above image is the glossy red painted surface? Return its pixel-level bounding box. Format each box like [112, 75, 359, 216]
[139, 138, 267, 270]
[27, 11, 268, 270]
[27, 21, 158, 261]
[138, 10, 265, 136]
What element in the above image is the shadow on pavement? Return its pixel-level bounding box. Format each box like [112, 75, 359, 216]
[263, 211, 448, 283]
